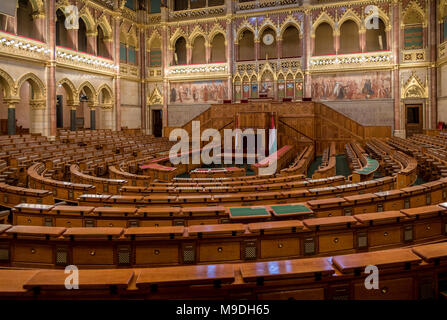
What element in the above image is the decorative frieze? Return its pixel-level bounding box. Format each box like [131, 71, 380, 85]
[236, 0, 301, 11]
[402, 49, 426, 63]
[168, 6, 225, 21]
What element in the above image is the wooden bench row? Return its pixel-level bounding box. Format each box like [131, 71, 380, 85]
[313, 142, 336, 179]
[2, 204, 447, 269]
[78, 176, 396, 207]
[119, 175, 346, 195]
[0, 238, 447, 300]
[281, 144, 314, 176]
[11, 178, 447, 227]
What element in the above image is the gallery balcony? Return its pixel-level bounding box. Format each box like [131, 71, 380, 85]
[236, 0, 302, 12]
[166, 62, 229, 80]
[309, 51, 393, 72]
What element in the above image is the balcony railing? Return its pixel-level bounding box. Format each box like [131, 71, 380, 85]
[236, 57, 302, 75]
[166, 62, 228, 78]
[0, 31, 50, 61]
[236, 0, 301, 11]
[56, 46, 117, 73]
[310, 51, 393, 71]
[169, 5, 225, 21]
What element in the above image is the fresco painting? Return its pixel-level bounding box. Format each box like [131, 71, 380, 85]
[170, 80, 228, 104]
[311, 72, 392, 101]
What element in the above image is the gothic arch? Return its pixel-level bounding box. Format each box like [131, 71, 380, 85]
[364, 7, 391, 31]
[280, 20, 302, 39]
[312, 12, 336, 37]
[16, 73, 46, 100]
[235, 23, 256, 45]
[0, 68, 15, 99]
[189, 26, 207, 45]
[170, 28, 188, 49]
[57, 78, 78, 103]
[79, 6, 96, 35]
[97, 14, 113, 40]
[97, 84, 114, 105]
[208, 25, 226, 44]
[338, 9, 363, 32]
[147, 30, 162, 48]
[78, 81, 97, 104]
[402, 1, 426, 27]
[258, 19, 278, 41]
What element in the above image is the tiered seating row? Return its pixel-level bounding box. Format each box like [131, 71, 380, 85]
[281, 144, 314, 176]
[0, 240, 447, 299]
[313, 142, 336, 179]
[2, 203, 447, 268]
[11, 178, 447, 227]
[80, 176, 395, 207]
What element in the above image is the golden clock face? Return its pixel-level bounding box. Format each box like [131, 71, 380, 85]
[263, 34, 274, 46]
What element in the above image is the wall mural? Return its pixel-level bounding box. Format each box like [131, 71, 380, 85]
[169, 80, 228, 104]
[311, 72, 392, 101]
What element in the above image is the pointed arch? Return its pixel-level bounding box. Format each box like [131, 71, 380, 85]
[364, 6, 391, 31]
[235, 22, 256, 45]
[312, 12, 336, 37]
[97, 14, 113, 40]
[209, 24, 226, 44]
[57, 78, 78, 103]
[280, 19, 302, 39]
[402, 1, 426, 27]
[188, 25, 207, 45]
[338, 9, 363, 32]
[170, 28, 188, 49]
[258, 19, 278, 41]
[78, 6, 96, 35]
[97, 83, 114, 105]
[147, 30, 162, 48]
[28, 0, 45, 14]
[16, 73, 46, 100]
[0, 68, 15, 99]
[78, 81, 97, 104]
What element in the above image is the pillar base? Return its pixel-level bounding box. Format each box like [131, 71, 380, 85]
[393, 130, 406, 139]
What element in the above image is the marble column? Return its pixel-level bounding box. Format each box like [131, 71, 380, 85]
[161, 6, 169, 131]
[205, 44, 211, 64]
[276, 39, 282, 59]
[140, 27, 147, 133]
[359, 29, 366, 52]
[86, 32, 97, 55]
[90, 106, 96, 130]
[392, 0, 402, 137]
[186, 44, 192, 64]
[48, 0, 57, 137]
[334, 31, 340, 55]
[67, 29, 78, 51]
[429, 0, 437, 129]
[255, 40, 260, 60]
[303, 9, 312, 99]
[69, 105, 77, 131]
[226, 15, 233, 101]
[114, 1, 121, 131]
[5, 101, 18, 135]
[32, 13, 46, 42]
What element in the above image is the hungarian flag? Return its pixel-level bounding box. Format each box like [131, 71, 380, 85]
[269, 113, 277, 155]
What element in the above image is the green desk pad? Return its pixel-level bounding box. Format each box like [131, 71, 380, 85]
[229, 207, 271, 218]
[270, 204, 312, 216]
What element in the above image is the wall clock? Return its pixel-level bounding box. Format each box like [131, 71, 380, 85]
[263, 34, 274, 46]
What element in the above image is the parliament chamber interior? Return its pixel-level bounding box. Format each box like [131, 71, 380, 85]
[1, 0, 447, 303]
